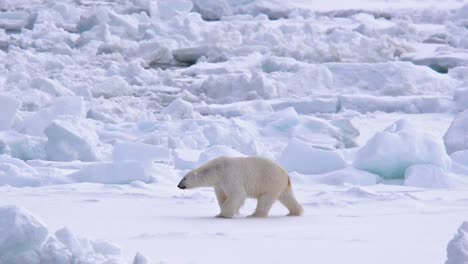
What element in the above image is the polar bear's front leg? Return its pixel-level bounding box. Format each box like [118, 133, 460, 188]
[249, 193, 278, 218]
[217, 192, 246, 218]
[214, 186, 226, 210]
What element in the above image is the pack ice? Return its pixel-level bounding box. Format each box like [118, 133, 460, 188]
[0, 0, 468, 263]
[0, 205, 145, 263]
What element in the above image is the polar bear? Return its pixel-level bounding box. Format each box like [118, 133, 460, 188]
[177, 156, 303, 218]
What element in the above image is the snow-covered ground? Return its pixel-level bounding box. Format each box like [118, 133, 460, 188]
[1, 0, 468, 263]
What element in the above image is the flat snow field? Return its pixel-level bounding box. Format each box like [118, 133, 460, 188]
[2, 182, 468, 264]
[1, 0, 468, 263]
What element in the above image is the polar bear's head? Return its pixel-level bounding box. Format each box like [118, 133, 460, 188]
[177, 171, 200, 189]
[177, 159, 223, 189]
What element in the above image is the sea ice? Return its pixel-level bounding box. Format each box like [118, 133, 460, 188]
[0, 11, 34, 31]
[160, 98, 195, 120]
[326, 62, 455, 96]
[195, 100, 273, 118]
[451, 150, 468, 166]
[339, 95, 452, 114]
[157, 0, 193, 20]
[133, 252, 150, 264]
[92, 75, 132, 99]
[278, 138, 347, 174]
[0, 154, 41, 187]
[0, 205, 131, 264]
[446, 221, 468, 264]
[271, 98, 338, 114]
[112, 142, 172, 164]
[0, 206, 48, 263]
[0, 131, 47, 161]
[174, 148, 201, 170]
[0, 95, 20, 131]
[31, 77, 75, 97]
[404, 164, 451, 188]
[354, 119, 450, 179]
[0, 0, 467, 262]
[199, 72, 271, 103]
[196, 145, 245, 166]
[454, 88, 468, 111]
[69, 161, 151, 184]
[444, 110, 468, 155]
[191, 0, 232, 20]
[316, 167, 380, 186]
[20, 96, 85, 136]
[45, 120, 99, 162]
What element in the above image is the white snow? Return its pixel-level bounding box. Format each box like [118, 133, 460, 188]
[451, 150, 468, 167]
[278, 138, 347, 174]
[160, 98, 194, 120]
[454, 88, 468, 111]
[20, 96, 85, 137]
[2, 182, 468, 264]
[158, 0, 193, 20]
[0, 131, 47, 160]
[315, 167, 380, 186]
[444, 110, 468, 155]
[326, 62, 456, 96]
[196, 100, 273, 117]
[446, 221, 468, 264]
[45, 120, 99, 162]
[339, 95, 452, 114]
[113, 142, 172, 164]
[0, 154, 70, 187]
[0, 205, 48, 262]
[354, 119, 450, 180]
[173, 148, 201, 170]
[192, 0, 231, 20]
[404, 164, 451, 188]
[0, 154, 41, 187]
[0, 11, 33, 31]
[1, 0, 468, 263]
[92, 76, 132, 99]
[0, 205, 133, 263]
[133, 252, 150, 264]
[68, 161, 151, 184]
[196, 145, 246, 166]
[271, 98, 337, 114]
[0, 95, 20, 131]
[31, 77, 75, 97]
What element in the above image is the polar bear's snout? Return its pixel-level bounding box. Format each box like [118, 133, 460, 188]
[177, 178, 187, 189]
[178, 171, 201, 189]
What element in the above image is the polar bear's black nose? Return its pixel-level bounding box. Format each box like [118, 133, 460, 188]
[177, 179, 186, 189]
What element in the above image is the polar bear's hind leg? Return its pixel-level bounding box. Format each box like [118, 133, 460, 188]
[279, 186, 303, 216]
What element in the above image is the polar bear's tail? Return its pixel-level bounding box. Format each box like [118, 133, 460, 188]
[279, 179, 303, 216]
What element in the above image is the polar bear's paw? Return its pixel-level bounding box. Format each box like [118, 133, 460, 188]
[247, 212, 268, 218]
[287, 211, 303, 216]
[215, 213, 235, 219]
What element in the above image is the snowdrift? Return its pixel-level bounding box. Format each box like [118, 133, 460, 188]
[0, 205, 145, 264]
[354, 119, 450, 180]
[446, 221, 468, 264]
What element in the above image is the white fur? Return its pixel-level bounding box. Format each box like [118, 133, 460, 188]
[178, 156, 304, 218]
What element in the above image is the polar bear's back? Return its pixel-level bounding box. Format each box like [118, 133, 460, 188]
[216, 156, 290, 198]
